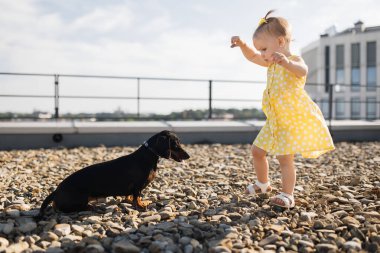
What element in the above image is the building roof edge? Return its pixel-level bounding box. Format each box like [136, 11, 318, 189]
[301, 40, 319, 54]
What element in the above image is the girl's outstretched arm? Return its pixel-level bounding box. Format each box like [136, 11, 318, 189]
[231, 36, 268, 67]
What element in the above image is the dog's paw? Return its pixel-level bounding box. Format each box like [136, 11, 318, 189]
[125, 196, 152, 210]
[138, 200, 152, 209]
[124, 195, 134, 204]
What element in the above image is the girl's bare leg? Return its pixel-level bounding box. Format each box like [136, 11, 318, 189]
[246, 145, 272, 192]
[272, 154, 296, 205]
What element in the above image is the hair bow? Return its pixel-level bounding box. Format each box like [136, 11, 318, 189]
[258, 18, 267, 26]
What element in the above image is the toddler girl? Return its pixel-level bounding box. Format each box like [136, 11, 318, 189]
[231, 10, 335, 208]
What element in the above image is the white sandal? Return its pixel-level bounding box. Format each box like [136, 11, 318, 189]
[246, 180, 271, 195]
[270, 192, 295, 208]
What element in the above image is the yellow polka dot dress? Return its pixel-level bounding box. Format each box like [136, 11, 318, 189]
[253, 56, 335, 158]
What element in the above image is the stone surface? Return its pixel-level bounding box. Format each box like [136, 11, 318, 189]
[0, 142, 379, 252]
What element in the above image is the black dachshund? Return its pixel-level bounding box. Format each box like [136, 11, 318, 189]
[38, 130, 190, 217]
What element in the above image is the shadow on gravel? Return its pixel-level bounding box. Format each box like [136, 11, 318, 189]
[5, 194, 292, 253]
[1, 196, 282, 253]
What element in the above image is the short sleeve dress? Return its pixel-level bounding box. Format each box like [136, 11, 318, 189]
[253, 56, 335, 158]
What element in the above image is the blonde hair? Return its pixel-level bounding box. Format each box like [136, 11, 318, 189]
[253, 10, 292, 42]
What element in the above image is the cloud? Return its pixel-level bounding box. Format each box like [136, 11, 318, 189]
[70, 6, 134, 33]
[2, 0, 379, 114]
[0, 1, 267, 114]
[0, 1, 262, 78]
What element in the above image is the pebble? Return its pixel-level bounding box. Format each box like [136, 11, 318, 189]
[343, 240, 362, 251]
[112, 239, 140, 253]
[179, 236, 192, 245]
[18, 221, 37, 233]
[159, 211, 175, 220]
[184, 244, 193, 253]
[268, 224, 285, 233]
[341, 216, 361, 227]
[259, 234, 281, 246]
[2, 223, 14, 234]
[142, 214, 161, 223]
[86, 244, 105, 253]
[5, 209, 20, 218]
[0, 142, 378, 252]
[53, 224, 71, 236]
[300, 212, 318, 222]
[40, 232, 59, 242]
[316, 243, 338, 252]
[46, 247, 64, 253]
[71, 224, 85, 234]
[5, 241, 29, 253]
[0, 237, 9, 251]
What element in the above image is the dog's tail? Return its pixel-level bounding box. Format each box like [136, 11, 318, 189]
[37, 191, 56, 219]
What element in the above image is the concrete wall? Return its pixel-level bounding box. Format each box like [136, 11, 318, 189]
[0, 120, 379, 150]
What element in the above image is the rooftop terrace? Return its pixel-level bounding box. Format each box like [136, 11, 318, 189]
[0, 142, 379, 252]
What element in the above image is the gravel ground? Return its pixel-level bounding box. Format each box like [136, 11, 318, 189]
[0, 142, 379, 253]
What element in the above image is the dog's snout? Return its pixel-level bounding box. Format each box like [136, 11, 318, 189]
[175, 147, 190, 162]
[182, 150, 190, 159]
[168, 143, 190, 162]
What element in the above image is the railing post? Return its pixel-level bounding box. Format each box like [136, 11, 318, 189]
[328, 83, 333, 133]
[208, 80, 212, 119]
[54, 75, 59, 119]
[137, 78, 140, 118]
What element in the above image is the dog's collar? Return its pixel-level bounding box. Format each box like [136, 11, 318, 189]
[143, 141, 162, 159]
[143, 140, 172, 160]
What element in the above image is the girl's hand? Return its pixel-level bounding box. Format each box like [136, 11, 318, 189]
[231, 36, 244, 48]
[271, 52, 289, 66]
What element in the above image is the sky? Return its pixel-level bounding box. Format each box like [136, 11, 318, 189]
[1, 0, 380, 115]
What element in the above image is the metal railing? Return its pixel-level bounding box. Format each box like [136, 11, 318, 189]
[0, 72, 379, 125]
[321, 82, 380, 126]
[0, 72, 266, 120]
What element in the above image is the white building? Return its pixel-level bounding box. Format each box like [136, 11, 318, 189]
[301, 21, 379, 120]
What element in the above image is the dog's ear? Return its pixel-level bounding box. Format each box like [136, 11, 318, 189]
[154, 134, 172, 159]
[156, 135, 167, 144]
[155, 135, 169, 150]
[159, 130, 171, 136]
